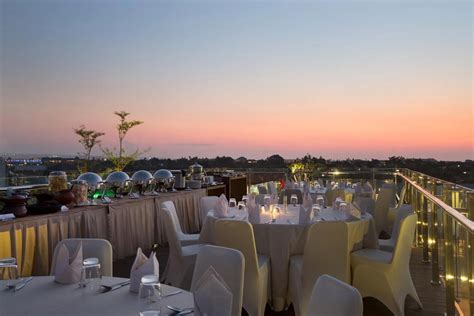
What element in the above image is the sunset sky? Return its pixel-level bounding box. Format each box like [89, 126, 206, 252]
[1, 0, 472, 160]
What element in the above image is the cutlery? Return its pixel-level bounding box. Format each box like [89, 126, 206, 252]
[100, 280, 130, 293]
[162, 290, 182, 298]
[9, 277, 33, 292]
[167, 305, 193, 313]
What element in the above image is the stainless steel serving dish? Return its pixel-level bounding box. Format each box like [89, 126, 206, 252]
[105, 171, 131, 197]
[131, 170, 155, 195]
[153, 169, 175, 192]
[189, 162, 204, 180]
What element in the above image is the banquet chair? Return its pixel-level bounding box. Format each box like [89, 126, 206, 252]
[191, 245, 244, 316]
[307, 274, 363, 316]
[279, 189, 303, 204]
[351, 214, 422, 316]
[381, 183, 397, 207]
[288, 221, 349, 316]
[267, 181, 277, 195]
[161, 206, 205, 290]
[374, 188, 393, 236]
[215, 219, 270, 316]
[379, 204, 414, 252]
[388, 185, 407, 230]
[257, 185, 268, 194]
[200, 196, 219, 224]
[50, 238, 113, 276]
[161, 201, 200, 246]
[353, 197, 375, 216]
[325, 189, 345, 206]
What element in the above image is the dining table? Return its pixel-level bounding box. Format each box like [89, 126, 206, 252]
[0, 276, 194, 316]
[199, 203, 378, 311]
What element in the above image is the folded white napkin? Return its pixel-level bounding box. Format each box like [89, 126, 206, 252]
[303, 193, 313, 208]
[213, 194, 229, 218]
[130, 248, 159, 293]
[54, 242, 83, 284]
[193, 266, 233, 316]
[247, 195, 260, 223]
[0, 213, 15, 221]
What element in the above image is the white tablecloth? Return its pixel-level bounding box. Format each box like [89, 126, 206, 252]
[0, 276, 194, 316]
[199, 205, 377, 311]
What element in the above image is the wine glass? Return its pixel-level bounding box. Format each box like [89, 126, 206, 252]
[80, 257, 102, 293]
[229, 198, 237, 208]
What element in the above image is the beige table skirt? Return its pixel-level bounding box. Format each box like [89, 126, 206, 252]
[0, 189, 205, 276]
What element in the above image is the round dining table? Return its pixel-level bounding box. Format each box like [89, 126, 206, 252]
[0, 276, 194, 316]
[199, 204, 378, 311]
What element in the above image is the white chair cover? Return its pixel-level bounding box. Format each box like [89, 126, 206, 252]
[161, 200, 200, 245]
[353, 197, 375, 216]
[214, 220, 270, 316]
[308, 274, 363, 316]
[289, 221, 349, 316]
[161, 207, 204, 290]
[379, 204, 414, 252]
[191, 245, 244, 316]
[374, 188, 393, 236]
[200, 196, 219, 224]
[50, 238, 112, 276]
[351, 214, 422, 316]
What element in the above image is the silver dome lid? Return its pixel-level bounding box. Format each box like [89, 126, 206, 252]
[131, 170, 154, 184]
[153, 169, 174, 181]
[77, 172, 103, 187]
[105, 171, 130, 186]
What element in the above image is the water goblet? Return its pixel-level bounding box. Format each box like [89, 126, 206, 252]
[80, 257, 102, 293]
[139, 274, 162, 313]
[229, 198, 237, 208]
[0, 257, 18, 288]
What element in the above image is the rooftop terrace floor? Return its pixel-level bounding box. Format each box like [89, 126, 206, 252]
[114, 246, 445, 316]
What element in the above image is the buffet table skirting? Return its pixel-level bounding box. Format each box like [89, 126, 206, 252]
[0, 189, 206, 276]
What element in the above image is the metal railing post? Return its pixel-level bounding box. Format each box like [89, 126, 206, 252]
[430, 180, 441, 285]
[422, 176, 430, 262]
[467, 191, 474, 315]
[443, 212, 456, 316]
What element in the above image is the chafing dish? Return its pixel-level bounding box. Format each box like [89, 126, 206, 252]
[153, 169, 175, 193]
[131, 170, 155, 195]
[105, 171, 131, 198]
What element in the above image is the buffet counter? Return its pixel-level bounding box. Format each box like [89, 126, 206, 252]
[0, 189, 206, 276]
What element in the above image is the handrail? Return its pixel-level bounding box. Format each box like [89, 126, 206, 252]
[397, 172, 474, 233]
[403, 169, 474, 192]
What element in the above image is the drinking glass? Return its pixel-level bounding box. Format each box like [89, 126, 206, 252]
[290, 194, 298, 206]
[229, 198, 237, 208]
[241, 195, 249, 205]
[139, 274, 162, 303]
[0, 257, 18, 288]
[80, 257, 102, 293]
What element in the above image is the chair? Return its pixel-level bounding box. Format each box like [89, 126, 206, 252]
[191, 245, 244, 316]
[50, 238, 113, 276]
[351, 214, 422, 316]
[374, 188, 393, 236]
[268, 181, 277, 195]
[257, 185, 268, 194]
[161, 206, 204, 290]
[279, 189, 303, 204]
[388, 185, 407, 229]
[289, 221, 349, 316]
[161, 201, 200, 246]
[200, 196, 219, 224]
[379, 204, 414, 252]
[353, 197, 375, 216]
[307, 274, 363, 316]
[215, 220, 270, 316]
[325, 189, 345, 206]
[381, 183, 397, 207]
